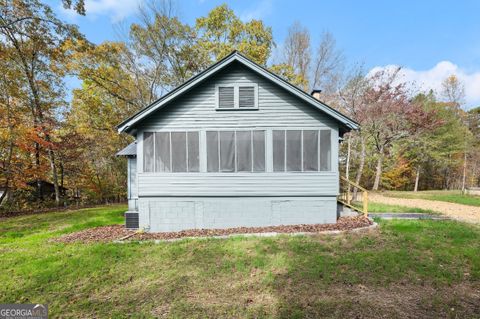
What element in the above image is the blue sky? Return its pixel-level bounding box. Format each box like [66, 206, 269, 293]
[48, 0, 480, 108]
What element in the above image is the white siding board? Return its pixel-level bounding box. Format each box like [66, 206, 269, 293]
[138, 172, 338, 197]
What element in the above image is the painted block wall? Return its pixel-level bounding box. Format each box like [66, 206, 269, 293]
[138, 197, 337, 232]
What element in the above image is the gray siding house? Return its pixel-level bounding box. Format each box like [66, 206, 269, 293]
[117, 51, 359, 232]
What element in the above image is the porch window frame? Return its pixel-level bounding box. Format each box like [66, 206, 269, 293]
[272, 129, 332, 173]
[206, 129, 266, 173]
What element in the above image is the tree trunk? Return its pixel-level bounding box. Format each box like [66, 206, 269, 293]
[353, 136, 366, 200]
[35, 142, 42, 201]
[345, 133, 351, 179]
[414, 165, 420, 192]
[462, 148, 467, 194]
[1, 92, 14, 206]
[0, 183, 8, 205]
[47, 148, 60, 206]
[372, 148, 384, 191]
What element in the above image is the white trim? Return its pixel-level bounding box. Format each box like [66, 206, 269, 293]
[118, 53, 358, 133]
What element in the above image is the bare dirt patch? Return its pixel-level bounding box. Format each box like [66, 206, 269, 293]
[53, 216, 373, 243]
[370, 193, 480, 224]
[274, 281, 480, 318]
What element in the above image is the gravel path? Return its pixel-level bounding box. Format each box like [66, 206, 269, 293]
[370, 193, 480, 224]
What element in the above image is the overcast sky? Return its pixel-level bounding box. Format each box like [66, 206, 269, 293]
[47, 0, 480, 109]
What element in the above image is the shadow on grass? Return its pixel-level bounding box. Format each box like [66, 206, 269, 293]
[269, 220, 480, 318]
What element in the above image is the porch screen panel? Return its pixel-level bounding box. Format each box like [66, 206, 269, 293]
[252, 131, 265, 172]
[273, 130, 285, 172]
[155, 132, 171, 172]
[303, 130, 318, 171]
[219, 131, 235, 172]
[187, 132, 199, 172]
[236, 131, 252, 172]
[320, 130, 331, 171]
[286, 130, 302, 171]
[171, 132, 187, 172]
[143, 132, 154, 172]
[206, 131, 219, 172]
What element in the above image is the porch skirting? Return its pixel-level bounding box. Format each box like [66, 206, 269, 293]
[137, 196, 337, 232]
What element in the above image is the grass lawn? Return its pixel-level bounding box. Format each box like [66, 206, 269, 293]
[384, 190, 480, 207]
[355, 202, 439, 214]
[1, 206, 480, 318]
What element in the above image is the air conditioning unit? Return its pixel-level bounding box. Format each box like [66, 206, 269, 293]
[125, 212, 139, 229]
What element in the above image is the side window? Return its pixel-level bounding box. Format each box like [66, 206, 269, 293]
[206, 130, 265, 172]
[320, 130, 331, 171]
[155, 132, 170, 172]
[252, 131, 265, 172]
[303, 130, 319, 171]
[219, 131, 235, 172]
[143, 131, 199, 172]
[286, 130, 302, 171]
[206, 131, 219, 172]
[272, 129, 331, 172]
[272, 130, 285, 172]
[143, 132, 155, 173]
[171, 132, 187, 172]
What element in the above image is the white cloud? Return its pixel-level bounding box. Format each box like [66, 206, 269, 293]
[370, 61, 480, 109]
[240, 0, 273, 21]
[60, 0, 142, 22]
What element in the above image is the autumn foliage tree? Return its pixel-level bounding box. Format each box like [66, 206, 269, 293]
[0, 0, 83, 208]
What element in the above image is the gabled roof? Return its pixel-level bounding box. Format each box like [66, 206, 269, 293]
[116, 142, 137, 157]
[117, 51, 359, 134]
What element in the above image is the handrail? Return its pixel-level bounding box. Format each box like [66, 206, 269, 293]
[340, 176, 368, 193]
[338, 176, 368, 217]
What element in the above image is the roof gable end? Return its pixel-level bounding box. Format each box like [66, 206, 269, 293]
[117, 51, 359, 133]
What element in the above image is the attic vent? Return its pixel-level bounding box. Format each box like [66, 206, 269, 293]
[239, 86, 255, 108]
[218, 86, 234, 108]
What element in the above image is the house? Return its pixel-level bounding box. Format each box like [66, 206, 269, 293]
[117, 51, 359, 232]
[26, 180, 68, 200]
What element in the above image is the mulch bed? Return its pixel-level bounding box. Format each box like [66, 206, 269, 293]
[53, 216, 373, 244]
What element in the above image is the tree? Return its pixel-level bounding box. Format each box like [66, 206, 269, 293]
[196, 4, 273, 65]
[311, 31, 345, 94]
[441, 74, 465, 107]
[282, 22, 311, 91]
[441, 75, 469, 192]
[269, 63, 308, 88]
[401, 93, 443, 191]
[0, 0, 81, 206]
[467, 107, 480, 186]
[337, 65, 369, 197]
[62, 0, 85, 15]
[361, 68, 439, 190]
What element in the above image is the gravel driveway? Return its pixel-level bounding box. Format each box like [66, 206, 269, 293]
[370, 193, 480, 224]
